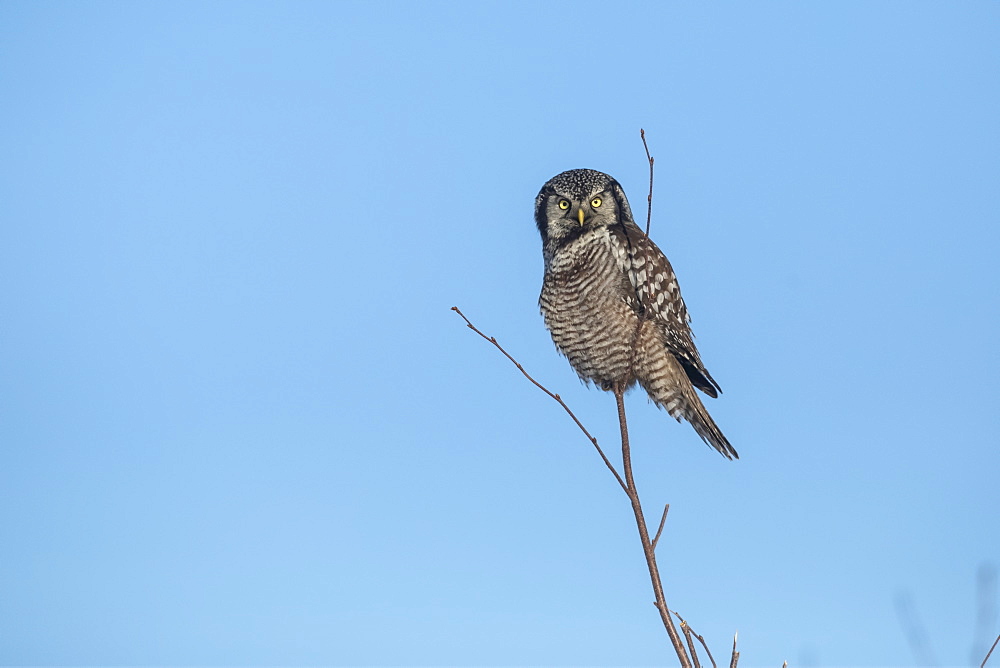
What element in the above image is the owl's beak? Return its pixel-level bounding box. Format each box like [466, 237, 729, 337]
[577, 208, 586, 226]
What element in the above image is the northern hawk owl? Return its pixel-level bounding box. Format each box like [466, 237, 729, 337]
[535, 168, 736, 459]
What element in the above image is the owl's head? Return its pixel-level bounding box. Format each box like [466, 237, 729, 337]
[534, 168, 636, 245]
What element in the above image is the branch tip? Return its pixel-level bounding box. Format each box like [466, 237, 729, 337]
[652, 502, 670, 551]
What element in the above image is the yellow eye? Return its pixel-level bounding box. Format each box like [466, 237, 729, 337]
[591, 197, 603, 208]
[558, 199, 571, 210]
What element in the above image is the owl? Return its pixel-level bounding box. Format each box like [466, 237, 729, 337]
[535, 168, 737, 459]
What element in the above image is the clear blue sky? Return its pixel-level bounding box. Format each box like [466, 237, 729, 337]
[2, 2, 998, 666]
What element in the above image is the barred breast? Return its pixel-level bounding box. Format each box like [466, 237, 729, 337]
[539, 228, 642, 391]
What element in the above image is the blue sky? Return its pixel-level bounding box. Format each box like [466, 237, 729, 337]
[1, 1, 998, 666]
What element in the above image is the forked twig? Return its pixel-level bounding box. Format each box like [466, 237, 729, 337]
[679, 620, 702, 668]
[453, 303, 692, 667]
[451, 307, 626, 493]
[675, 611, 718, 668]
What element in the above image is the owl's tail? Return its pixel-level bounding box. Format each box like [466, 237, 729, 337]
[638, 356, 738, 460]
[680, 390, 739, 460]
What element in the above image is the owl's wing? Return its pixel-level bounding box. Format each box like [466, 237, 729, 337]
[611, 223, 722, 398]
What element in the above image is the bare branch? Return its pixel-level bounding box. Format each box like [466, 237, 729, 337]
[983, 633, 1000, 668]
[615, 387, 692, 668]
[652, 503, 670, 551]
[640, 128, 655, 237]
[729, 632, 740, 668]
[451, 307, 626, 492]
[457, 305, 699, 665]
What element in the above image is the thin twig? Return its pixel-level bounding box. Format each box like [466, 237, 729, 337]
[615, 387, 692, 668]
[983, 632, 1000, 668]
[451, 307, 627, 493]
[730, 632, 740, 668]
[679, 620, 702, 668]
[625, 129, 654, 416]
[674, 612, 718, 668]
[652, 503, 670, 551]
[640, 128, 655, 237]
